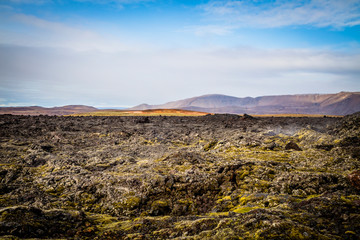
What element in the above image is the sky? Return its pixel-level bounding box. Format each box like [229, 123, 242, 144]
[0, 0, 360, 107]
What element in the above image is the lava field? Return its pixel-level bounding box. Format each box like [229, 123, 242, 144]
[0, 114, 360, 239]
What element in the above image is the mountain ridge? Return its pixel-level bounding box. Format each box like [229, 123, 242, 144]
[129, 92, 360, 115]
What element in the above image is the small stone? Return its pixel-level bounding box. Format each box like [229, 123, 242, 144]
[348, 170, 360, 190]
[267, 142, 278, 150]
[285, 141, 302, 151]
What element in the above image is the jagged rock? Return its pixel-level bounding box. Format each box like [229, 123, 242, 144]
[349, 170, 360, 190]
[0, 206, 86, 238]
[266, 142, 278, 150]
[242, 113, 255, 119]
[285, 141, 302, 151]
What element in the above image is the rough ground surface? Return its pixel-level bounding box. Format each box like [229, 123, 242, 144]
[0, 114, 359, 239]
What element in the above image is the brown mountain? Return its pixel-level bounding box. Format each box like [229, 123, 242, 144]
[0, 105, 98, 116]
[130, 92, 360, 115]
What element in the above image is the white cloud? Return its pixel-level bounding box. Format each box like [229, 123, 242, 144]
[0, 5, 359, 107]
[201, 0, 360, 28]
[7, 0, 152, 6]
[73, 0, 154, 8]
[1, 44, 359, 106]
[73, 0, 153, 3]
[1, 13, 134, 52]
[8, 0, 49, 4]
[181, 25, 236, 36]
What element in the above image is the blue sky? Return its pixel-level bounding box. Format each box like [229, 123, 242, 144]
[0, 0, 359, 107]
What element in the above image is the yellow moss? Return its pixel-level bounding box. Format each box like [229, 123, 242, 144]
[115, 196, 141, 210]
[224, 147, 291, 163]
[208, 212, 230, 217]
[204, 140, 218, 151]
[289, 228, 306, 239]
[236, 169, 250, 181]
[216, 196, 232, 203]
[177, 199, 193, 205]
[88, 213, 120, 231]
[142, 138, 159, 145]
[119, 220, 138, 231]
[340, 195, 360, 204]
[44, 185, 65, 196]
[171, 141, 190, 147]
[174, 164, 192, 172]
[232, 206, 259, 214]
[305, 194, 321, 200]
[152, 200, 168, 207]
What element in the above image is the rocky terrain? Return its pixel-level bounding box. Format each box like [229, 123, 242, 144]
[0, 113, 359, 239]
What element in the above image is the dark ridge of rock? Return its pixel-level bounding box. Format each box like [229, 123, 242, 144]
[201, 113, 242, 121]
[0, 206, 86, 238]
[315, 144, 334, 151]
[242, 113, 255, 119]
[136, 116, 151, 124]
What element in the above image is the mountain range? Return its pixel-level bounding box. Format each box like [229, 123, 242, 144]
[1, 92, 359, 116]
[130, 91, 360, 115]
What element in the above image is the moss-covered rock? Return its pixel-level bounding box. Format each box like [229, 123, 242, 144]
[0, 114, 359, 239]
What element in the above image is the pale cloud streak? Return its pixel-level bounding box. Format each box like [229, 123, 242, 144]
[201, 0, 360, 28]
[7, 0, 152, 5]
[72, 0, 154, 9]
[181, 25, 236, 36]
[1, 13, 134, 52]
[1, 43, 359, 106]
[7, 0, 49, 4]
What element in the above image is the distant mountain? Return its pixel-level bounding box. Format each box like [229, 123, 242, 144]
[0, 105, 97, 116]
[129, 92, 360, 115]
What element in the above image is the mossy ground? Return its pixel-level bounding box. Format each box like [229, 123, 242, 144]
[0, 114, 359, 239]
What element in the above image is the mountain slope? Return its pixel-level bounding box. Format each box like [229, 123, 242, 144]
[130, 92, 360, 115]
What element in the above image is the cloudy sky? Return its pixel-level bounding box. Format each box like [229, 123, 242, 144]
[0, 0, 359, 107]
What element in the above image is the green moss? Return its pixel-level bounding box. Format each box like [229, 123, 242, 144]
[118, 220, 140, 232]
[236, 169, 250, 181]
[151, 200, 168, 207]
[204, 141, 218, 151]
[44, 185, 65, 196]
[340, 195, 360, 205]
[217, 196, 232, 202]
[174, 164, 192, 172]
[236, 194, 265, 207]
[0, 197, 13, 207]
[79, 192, 96, 205]
[114, 196, 141, 214]
[213, 228, 242, 240]
[87, 213, 120, 232]
[305, 194, 321, 200]
[177, 199, 193, 205]
[124, 196, 142, 209]
[231, 206, 259, 214]
[208, 212, 230, 217]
